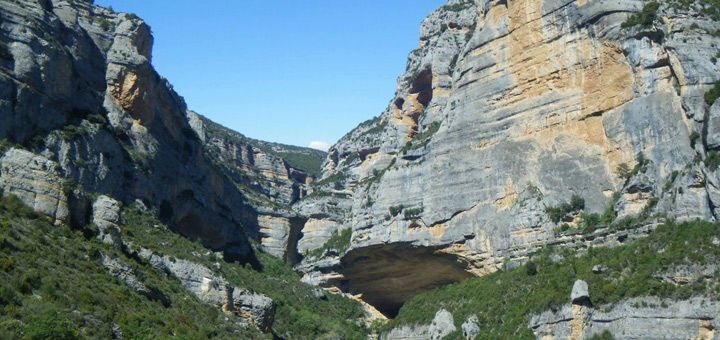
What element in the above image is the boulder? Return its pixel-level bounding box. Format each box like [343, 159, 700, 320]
[571, 280, 590, 305]
[461, 314, 480, 339]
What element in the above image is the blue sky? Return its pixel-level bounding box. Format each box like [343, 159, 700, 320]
[95, 1, 446, 150]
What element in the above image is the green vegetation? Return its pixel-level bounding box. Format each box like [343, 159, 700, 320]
[0, 197, 366, 339]
[705, 151, 720, 171]
[577, 192, 620, 234]
[386, 219, 720, 338]
[705, 81, 720, 106]
[442, 1, 473, 12]
[0, 195, 258, 339]
[545, 194, 585, 223]
[616, 152, 649, 183]
[59, 125, 85, 141]
[590, 330, 616, 340]
[621, 1, 660, 29]
[388, 205, 404, 216]
[97, 17, 112, 31]
[361, 158, 397, 188]
[668, 0, 720, 20]
[201, 115, 326, 177]
[0, 40, 12, 60]
[403, 206, 424, 220]
[0, 139, 12, 155]
[364, 119, 388, 136]
[120, 205, 366, 338]
[401, 122, 441, 153]
[304, 228, 353, 259]
[313, 170, 349, 188]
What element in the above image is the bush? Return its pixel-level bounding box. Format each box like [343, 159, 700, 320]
[0, 41, 12, 60]
[59, 125, 84, 141]
[87, 113, 107, 125]
[306, 228, 352, 258]
[0, 285, 19, 306]
[526, 261, 538, 276]
[24, 308, 80, 340]
[705, 82, 720, 106]
[705, 151, 720, 171]
[590, 330, 616, 340]
[388, 205, 404, 216]
[616, 163, 633, 181]
[403, 207, 424, 220]
[621, 1, 660, 29]
[0, 139, 11, 155]
[545, 194, 585, 223]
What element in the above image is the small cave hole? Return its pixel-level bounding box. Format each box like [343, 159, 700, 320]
[410, 68, 433, 108]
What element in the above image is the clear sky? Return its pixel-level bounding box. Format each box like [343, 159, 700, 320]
[94, 1, 446, 150]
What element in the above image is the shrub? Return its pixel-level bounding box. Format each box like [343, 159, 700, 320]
[616, 163, 633, 181]
[0, 40, 12, 60]
[546, 194, 585, 223]
[306, 228, 353, 258]
[24, 308, 80, 340]
[403, 207, 424, 220]
[0, 257, 14, 272]
[59, 125, 84, 141]
[590, 330, 616, 340]
[689, 131, 700, 144]
[621, 1, 660, 29]
[705, 151, 720, 171]
[87, 113, 107, 125]
[0, 139, 9, 155]
[389, 205, 404, 216]
[526, 261, 538, 276]
[0, 285, 18, 306]
[705, 82, 720, 106]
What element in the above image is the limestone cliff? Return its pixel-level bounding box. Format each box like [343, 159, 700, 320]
[295, 0, 720, 319]
[0, 0, 319, 262]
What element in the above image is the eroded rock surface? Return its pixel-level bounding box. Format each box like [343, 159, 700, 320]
[295, 0, 720, 317]
[530, 297, 720, 340]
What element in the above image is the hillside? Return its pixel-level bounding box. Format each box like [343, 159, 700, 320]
[2, 0, 720, 339]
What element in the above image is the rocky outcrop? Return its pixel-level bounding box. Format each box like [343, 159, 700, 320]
[90, 196, 277, 331]
[136, 248, 275, 331]
[530, 296, 720, 340]
[0, 0, 263, 258]
[0, 148, 68, 225]
[461, 315, 480, 340]
[383, 308, 457, 340]
[0, 0, 328, 262]
[296, 0, 720, 316]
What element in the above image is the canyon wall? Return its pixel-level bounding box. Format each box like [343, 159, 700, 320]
[295, 0, 720, 319]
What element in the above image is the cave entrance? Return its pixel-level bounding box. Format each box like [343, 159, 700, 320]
[409, 68, 434, 109]
[340, 243, 474, 317]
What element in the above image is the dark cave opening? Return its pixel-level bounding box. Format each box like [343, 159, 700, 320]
[410, 68, 434, 108]
[340, 243, 474, 317]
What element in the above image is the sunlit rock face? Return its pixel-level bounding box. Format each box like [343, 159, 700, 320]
[0, 0, 318, 260]
[295, 0, 720, 313]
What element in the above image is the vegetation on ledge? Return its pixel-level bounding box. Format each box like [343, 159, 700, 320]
[385, 219, 720, 338]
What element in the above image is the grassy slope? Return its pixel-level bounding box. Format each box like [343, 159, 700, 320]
[201, 116, 327, 178]
[0, 197, 366, 339]
[120, 205, 367, 339]
[385, 220, 720, 339]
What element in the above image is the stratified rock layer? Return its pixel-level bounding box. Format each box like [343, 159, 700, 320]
[296, 0, 720, 316]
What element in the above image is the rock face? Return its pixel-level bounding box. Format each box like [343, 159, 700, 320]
[295, 0, 720, 318]
[0, 0, 322, 261]
[383, 308, 457, 340]
[136, 248, 275, 331]
[530, 297, 719, 340]
[0, 148, 68, 225]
